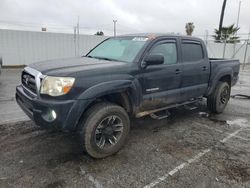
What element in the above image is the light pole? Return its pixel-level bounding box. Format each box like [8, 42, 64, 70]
[233, 0, 242, 57]
[243, 29, 250, 70]
[113, 20, 117, 37]
[75, 16, 80, 56]
[218, 0, 227, 40]
[236, 0, 241, 30]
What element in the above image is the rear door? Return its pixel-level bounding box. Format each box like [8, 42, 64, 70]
[180, 40, 210, 101]
[140, 39, 183, 111]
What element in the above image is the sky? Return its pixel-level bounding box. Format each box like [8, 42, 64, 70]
[0, 0, 249, 37]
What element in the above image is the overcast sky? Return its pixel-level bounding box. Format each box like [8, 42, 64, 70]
[0, 0, 249, 37]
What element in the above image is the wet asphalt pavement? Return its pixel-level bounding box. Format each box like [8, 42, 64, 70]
[0, 68, 250, 188]
[0, 69, 28, 124]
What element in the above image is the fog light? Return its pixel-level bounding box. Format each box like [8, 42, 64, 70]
[51, 110, 57, 120]
[42, 109, 57, 122]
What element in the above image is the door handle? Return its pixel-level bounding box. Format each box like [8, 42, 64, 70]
[175, 69, 182, 74]
[202, 66, 207, 71]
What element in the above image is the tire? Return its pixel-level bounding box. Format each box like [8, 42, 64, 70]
[78, 102, 130, 158]
[207, 81, 231, 113]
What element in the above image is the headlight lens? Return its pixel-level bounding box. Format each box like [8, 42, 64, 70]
[40, 76, 75, 96]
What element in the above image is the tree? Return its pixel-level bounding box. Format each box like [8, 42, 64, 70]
[213, 24, 240, 43]
[218, 0, 228, 40]
[95, 31, 104, 36]
[185, 22, 195, 36]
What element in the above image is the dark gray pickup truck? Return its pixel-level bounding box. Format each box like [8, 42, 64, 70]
[16, 34, 240, 158]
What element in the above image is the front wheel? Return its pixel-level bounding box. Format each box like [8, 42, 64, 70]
[78, 102, 130, 158]
[207, 81, 231, 113]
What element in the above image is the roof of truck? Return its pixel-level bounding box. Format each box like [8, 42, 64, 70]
[118, 33, 202, 41]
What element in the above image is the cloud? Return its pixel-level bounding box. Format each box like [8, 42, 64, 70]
[0, 0, 249, 36]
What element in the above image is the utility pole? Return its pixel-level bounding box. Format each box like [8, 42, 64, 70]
[73, 26, 77, 56]
[223, 31, 227, 58]
[77, 16, 80, 56]
[236, 1, 241, 30]
[113, 20, 117, 37]
[243, 29, 250, 70]
[233, 0, 242, 57]
[205, 30, 209, 46]
[218, 0, 227, 40]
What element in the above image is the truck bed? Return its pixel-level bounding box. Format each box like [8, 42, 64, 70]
[209, 58, 240, 87]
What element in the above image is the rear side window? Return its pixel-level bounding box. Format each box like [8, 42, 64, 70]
[182, 42, 204, 62]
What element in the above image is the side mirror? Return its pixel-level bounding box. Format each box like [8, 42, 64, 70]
[144, 54, 164, 66]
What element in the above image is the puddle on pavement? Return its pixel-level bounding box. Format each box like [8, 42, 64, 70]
[226, 118, 249, 128]
[45, 180, 66, 188]
[198, 112, 228, 124]
[225, 164, 250, 182]
[161, 141, 194, 159]
[46, 151, 84, 169]
[197, 112, 249, 127]
[208, 118, 228, 125]
[213, 146, 250, 183]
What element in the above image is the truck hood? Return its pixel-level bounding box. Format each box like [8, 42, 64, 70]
[29, 57, 128, 76]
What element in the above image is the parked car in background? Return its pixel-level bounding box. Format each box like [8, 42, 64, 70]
[16, 34, 240, 158]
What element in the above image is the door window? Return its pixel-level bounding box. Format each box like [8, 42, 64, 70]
[182, 42, 204, 62]
[149, 43, 177, 65]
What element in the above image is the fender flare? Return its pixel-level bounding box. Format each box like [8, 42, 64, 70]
[78, 79, 142, 108]
[207, 67, 233, 96]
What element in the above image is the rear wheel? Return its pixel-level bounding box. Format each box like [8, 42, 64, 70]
[78, 102, 130, 158]
[207, 81, 231, 113]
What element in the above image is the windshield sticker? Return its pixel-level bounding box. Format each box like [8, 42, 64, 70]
[148, 34, 156, 40]
[132, 37, 148, 42]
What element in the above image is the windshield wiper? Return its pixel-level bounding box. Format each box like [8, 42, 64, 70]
[88, 56, 116, 61]
[85, 55, 125, 62]
[86, 55, 93, 58]
[95, 57, 114, 61]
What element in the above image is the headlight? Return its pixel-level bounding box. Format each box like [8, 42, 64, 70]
[40, 76, 75, 96]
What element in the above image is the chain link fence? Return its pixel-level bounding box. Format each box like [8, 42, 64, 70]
[195, 33, 250, 70]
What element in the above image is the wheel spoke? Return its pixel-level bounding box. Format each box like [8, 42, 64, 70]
[108, 138, 115, 145]
[112, 135, 118, 143]
[107, 116, 116, 125]
[106, 116, 111, 126]
[113, 123, 123, 132]
[111, 116, 117, 124]
[98, 136, 106, 149]
[220, 86, 230, 104]
[95, 128, 102, 135]
[225, 90, 228, 95]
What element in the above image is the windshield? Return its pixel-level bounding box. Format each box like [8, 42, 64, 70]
[87, 37, 148, 63]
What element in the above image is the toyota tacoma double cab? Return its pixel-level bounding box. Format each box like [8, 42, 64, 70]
[16, 34, 240, 158]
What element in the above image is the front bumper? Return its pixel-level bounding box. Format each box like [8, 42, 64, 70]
[16, 85, 91, 131]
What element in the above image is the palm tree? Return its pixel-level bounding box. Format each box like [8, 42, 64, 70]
[185, 22, 195, 36]
[218, 0, 228, 39]
[95, 31, 104, 36]
[213, 24, 240, 43]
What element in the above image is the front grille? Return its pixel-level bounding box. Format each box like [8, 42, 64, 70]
[22, 71, 37, 94]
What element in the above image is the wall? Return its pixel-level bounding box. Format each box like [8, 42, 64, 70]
[0, 29, 249, 65]
[0, 29, 107, 65]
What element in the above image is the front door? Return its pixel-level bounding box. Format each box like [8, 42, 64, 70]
[140, 39, 183, 111]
